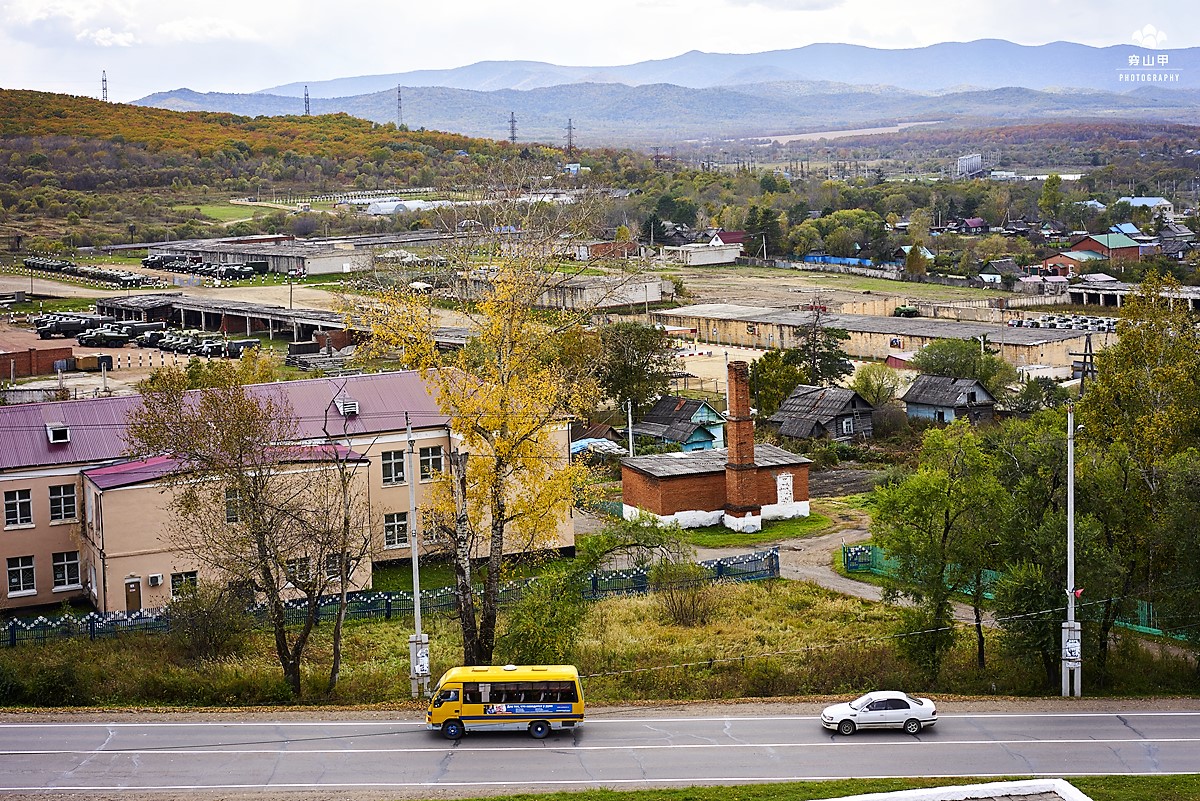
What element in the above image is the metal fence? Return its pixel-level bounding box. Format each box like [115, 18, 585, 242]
[3, 549, 780, 648]
[842, 544, 1180, 641]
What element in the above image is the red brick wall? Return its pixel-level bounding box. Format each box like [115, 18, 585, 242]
[751, 465, 809, 504]
[622, 467, 728, 516]
[0, 346, 73, 378]
[622, 463, 809, 517]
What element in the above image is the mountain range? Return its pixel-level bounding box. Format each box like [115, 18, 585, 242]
[134, 40, 1200, 146]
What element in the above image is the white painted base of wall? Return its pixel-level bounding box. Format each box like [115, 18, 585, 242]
[622, 504, 722, 529]
[723, 511, 762, 532]
[763, 500, 810, 520]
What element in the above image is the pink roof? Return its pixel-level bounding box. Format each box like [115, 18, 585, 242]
[0, 371, 447, 471]
[83, 455, 181, 489]
[83, 445, 366, 489]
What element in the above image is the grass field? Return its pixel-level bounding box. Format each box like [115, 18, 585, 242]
[175, 203, 259, 222]
[441, 776, 1200, 801]
[682, 513, 833, 548]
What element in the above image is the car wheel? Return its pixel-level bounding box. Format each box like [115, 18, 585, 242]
[529, 721, 551, 739]
[903, 719, 922, 735]
[441, 720, 464, 740]
[837, 719, 856, 736]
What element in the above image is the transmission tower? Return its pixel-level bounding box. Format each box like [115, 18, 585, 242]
[304, 85, 310, 116]
[509, 112, 517, 144]
[565, 118, 575, 158]
[101, 70, 107, 102]
[397, 86, 403, 127]
[651, 146, 663, 170]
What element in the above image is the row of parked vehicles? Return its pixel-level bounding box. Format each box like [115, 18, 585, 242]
[24, 256, 161, 290]
[32, 312, 261, 358]
[1008, 313, 1118, 332]
[136, 329, 262, 358]
[141, 254, 270, 281]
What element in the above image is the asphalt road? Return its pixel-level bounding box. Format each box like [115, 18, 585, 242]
[3, 709, 1199, 797]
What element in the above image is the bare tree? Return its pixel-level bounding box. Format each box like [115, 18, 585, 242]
[124, 362, 372, 697]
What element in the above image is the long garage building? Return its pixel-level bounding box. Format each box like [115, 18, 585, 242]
[654, 303, 1113, 370]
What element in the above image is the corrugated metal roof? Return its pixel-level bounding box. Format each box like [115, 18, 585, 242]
[642, 396, 706, 425]
[83, 445, 366, 489]
[902, 375, 994, 407]
[0, 372, 447, 471]
[622, 443, 810, 478]
[659, 304, 1086, 346]
[769, 385, 865, 427]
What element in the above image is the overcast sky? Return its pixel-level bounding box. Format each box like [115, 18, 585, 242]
[1, 0, 1194, 103]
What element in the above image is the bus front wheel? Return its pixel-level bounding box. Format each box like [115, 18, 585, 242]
[441, 720, 464, 740]
[529, 721, 551, 739]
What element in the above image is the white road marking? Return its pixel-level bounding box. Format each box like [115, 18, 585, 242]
[0, 711, 1197, 728]
[2, 737, 1199, 755]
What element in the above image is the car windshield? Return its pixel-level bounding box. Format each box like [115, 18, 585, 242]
[848, 694, 873, 710]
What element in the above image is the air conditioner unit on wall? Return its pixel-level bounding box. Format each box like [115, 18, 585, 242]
[148, 574, 163, 587]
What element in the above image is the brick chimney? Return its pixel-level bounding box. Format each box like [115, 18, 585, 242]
[724, 360, 761, 531]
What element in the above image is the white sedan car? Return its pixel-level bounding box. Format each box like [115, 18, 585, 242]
[821, 690, 937, 735]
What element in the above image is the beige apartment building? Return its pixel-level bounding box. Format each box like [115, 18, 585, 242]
[2, 371, 575, 614]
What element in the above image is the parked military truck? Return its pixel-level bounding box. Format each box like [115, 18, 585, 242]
[34, 313, 114, 339]
[76, 327, 131, 348]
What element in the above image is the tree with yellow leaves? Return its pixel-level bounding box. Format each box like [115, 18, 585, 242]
[357, 165, 607, 665]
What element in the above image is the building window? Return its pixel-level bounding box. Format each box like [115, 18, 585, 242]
[381, 450, 405, 485]
[384, 512, 409, 549]
[841, 417, 854, 435]
[52, 551, 81, 589]
[171, 571, 199, 596]
[4, 489, 33, 528]
[285, 557, 311, 586]
[225, 488, 241, 523]
[419, 446, 444, 481]
[7, 555, 35, 595]
[325, 552, 352, 581]
[49, 484, 77, 522]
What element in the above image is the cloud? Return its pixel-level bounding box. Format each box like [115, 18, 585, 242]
[77, 26, 138, 47]
[722, 0, 844, 8]
[154, 17, 261, 44]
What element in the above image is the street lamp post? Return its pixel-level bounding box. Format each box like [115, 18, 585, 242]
[1062, 404, 1082, 697]
[405, 412, 430, 699]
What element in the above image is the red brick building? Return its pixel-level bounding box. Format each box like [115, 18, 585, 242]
[1069, 233, 1142, 262]
[620, 361, 811, 532]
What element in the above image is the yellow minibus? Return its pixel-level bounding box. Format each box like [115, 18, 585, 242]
[426, 664, 585, 740]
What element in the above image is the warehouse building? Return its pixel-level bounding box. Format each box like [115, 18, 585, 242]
[653, 304, 1112, 370]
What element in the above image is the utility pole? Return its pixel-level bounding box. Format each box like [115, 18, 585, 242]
[1062, 404, 1082, 697]
[406, 412, 430, 698]
[626, 399, 634, 457]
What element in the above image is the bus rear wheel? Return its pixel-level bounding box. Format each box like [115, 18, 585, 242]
[529, 721, 551, 739]
[441, 720, 464, 740]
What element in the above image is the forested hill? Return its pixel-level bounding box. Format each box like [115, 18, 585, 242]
[0, 89, 518, 162]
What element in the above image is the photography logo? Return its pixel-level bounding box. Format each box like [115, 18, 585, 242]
[1118, 23, 1180, 83]
[1131, 24, 1167, 49]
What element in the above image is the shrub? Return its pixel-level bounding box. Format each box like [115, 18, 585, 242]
[650, 560, 720, 626]
[166, 581, 253, 662]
